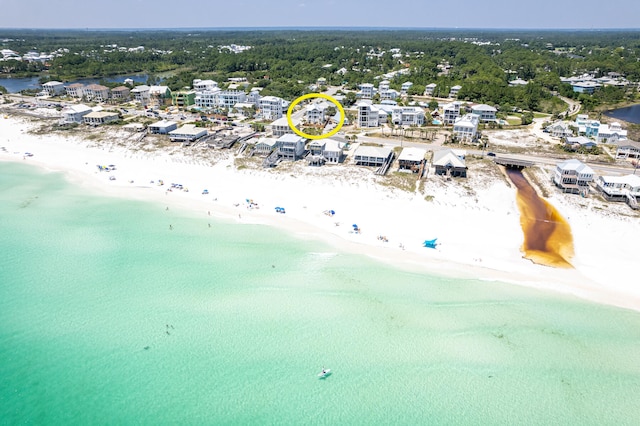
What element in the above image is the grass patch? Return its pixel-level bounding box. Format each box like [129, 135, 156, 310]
[378, 171, 418, 192]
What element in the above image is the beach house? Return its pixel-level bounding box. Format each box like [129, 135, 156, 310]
[432, 149, 467, 177]
[398, 147, 426, 173]
[448, 85, 462, 98]
[276, 134, 306, 160]
[131, 85, 151, 105]
[564, 136, 598, 150]
[357, 102, 380, 128]
[595, 122, 627, 143]
[453, 113, 480, 143]
[378, 80, 390, 92]
[545, 121, 574, 138]
[168, 124, 207, 142]
[60, 104, 93, 124]
[269, 116, 301, 137]
[64, 83, 85, 98]
[217, 90, 247, 109]
[83, 84, 110, 102]
[195, 89, 222, 109]
[148, 120, 178, 134]
[83, 111, 119, 126]
[193, 79, 218, 92]
[391, 107, 425, 126]
[424, 83, 437, 96]
[353, 146, 393, 167]
[305, 104, 327, 124]
[259, 96, 289, 121]
[358, 83, 375, 99]
[615, 140, 640, 159]
[401, 82, 413, 94]
[171, 90, 196, 108]
[322, 139, 344, 164]
[552, 159, 595, 194]
[42, 81, 65, 96]
[596, 174, 640, 209]
[470, 104, 497, 122]
[379, 89, 399, 100]
[254, 137, 278, 156]
[442, 102, 461, 124]
[110, 86, 130, 101]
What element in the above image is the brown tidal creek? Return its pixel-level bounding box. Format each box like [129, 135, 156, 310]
[506, 168, 574, 268]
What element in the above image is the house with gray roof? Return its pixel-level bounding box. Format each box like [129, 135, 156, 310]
[432, 149, 467, 177]
[552, 159, 595, 194]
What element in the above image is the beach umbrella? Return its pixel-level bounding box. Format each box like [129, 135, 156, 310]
[330, 210, 335, 215]
[352, 224, 358, 228]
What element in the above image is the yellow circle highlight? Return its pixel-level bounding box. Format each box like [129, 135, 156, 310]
[286, 93, 345, 140]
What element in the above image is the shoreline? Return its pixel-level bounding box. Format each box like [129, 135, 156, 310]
[2, 113, 640, 312]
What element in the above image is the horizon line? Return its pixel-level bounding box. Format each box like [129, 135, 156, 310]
[2, 26, 640, 32]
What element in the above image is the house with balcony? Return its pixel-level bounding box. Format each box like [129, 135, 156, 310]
[171, 90, 196, 108]
[424, 83, 437, 96]
[401, 81, 413, 94]
[453, 114, 480, 143]
[552, 159, 595, 194]
[168, 124, 207, 142]
[398, 147, 426, 173]
[131, 85, 151, 105]
[442, 101, 461, 124]
[596, 174, 640, 208]
[218, 90, 247, 110]
[60, 104, 93, 124]
[254, 137, 278, 156]
[545, 121, 574, 138]
[596, 122, 627, 143]
[259, 96, 289, 121]
[193, 79, 218, 92]
[149, 85, 172, 106]
[305, 104, 327, 124]
[42, 81, 65, 96]
[195, 88, 222, 109]
[379, 89, 399, 100]
[391, 107, 425, 126]
[276, 134, 306, 160]
[353, 146, 393, 167]
[358, 83, 375, 99]
[357, 102, 380, 128]
[110, 86, 130, 101]
[615, 140, 640, 159]
[322, 139, 344, 164]
[84, 84, 110, 102]
[470, 104, 497, 122]
[83, 111, 119, 125]
[432, 149, 467, 177]
[378, 80, 390, 92]
[65, 83, 85, 98]
[448, 85, 462, 98]
[148, 120, 178, 134]
[564, 136, 598, 150]
[269, 116, 301, 137]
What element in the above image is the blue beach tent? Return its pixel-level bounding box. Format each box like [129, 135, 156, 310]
[423, 238, 438, 248]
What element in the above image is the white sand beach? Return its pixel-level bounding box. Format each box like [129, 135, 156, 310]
[1, 113, 639, 311]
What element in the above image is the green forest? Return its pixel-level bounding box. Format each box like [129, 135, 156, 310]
[2, 29, 639, 113]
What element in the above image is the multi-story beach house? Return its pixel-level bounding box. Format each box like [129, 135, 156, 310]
[358, 83, 375, 99]
[259, 96, 289, 121]
[595, 122, 627, 143]
[218, 90, 247, 110]
[357, 102, 380, 128]
[168, 124, 207, 142]
[148, 120, 178, 134]
[391, 107, 425, 126]
[193, 79, 218, 92]
[596, 174, 640, 209]
[453, 113, 480, 143]
[432, 149, 467, 177]
[442, 102, 461, 125]
[448, 85, 462, 98]
[545, 121, 574, 138]
[353, 146, 393, 167]
[424, 83, 437, 96]
[269, 116, 301, 138]
[564, 136, 598, 150]
[64, 83, 85, 98]
[83, 84, 110, 102]
[171, 90, 196, 108]
[401, 81, 413, 94]
[305, 104, 326, 124]
[149, 85, 172, 106]
[552, 159, 595, 194]
[615, 140, 640, 159]
[470, 104, 497, 122]
[322, 139, 344, 164]
[42, 81, 65, 96]
[83, 111, 119, 125]
[378, 80, 390, 92]
[110, 86, 130, 101]
[398, 147, 426, 173]
[254, 137, 278, 156]
[195, 88, 222, 109]
[131, 85, 151, 105]
[60, 104, 92, 124]
[276, 134, 306, 160]
[379, 89, 399, 100]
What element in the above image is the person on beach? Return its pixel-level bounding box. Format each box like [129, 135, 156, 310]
[169, 225, 173, 230]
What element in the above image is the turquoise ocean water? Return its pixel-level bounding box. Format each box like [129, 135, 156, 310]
[1, 161, 640, 425]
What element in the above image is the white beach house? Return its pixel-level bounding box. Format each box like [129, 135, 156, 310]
[470, 104, 497, 122]
[453, 113, 480, 142]
[168, 125, 208, 142]
[552, 159, 595, 194]
[442, 101, 461, 124]
[432, 149, 467, 177]
[353, 146, 393, 167]
[276, 134, 306, 160]
[83, 111, 119, 125]
[148, 120, 178, 134]
[61, 104, 93, 124]
[42, 81, 65, 96]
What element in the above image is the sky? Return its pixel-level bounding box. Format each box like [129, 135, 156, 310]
[1, 0, 639, 30]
